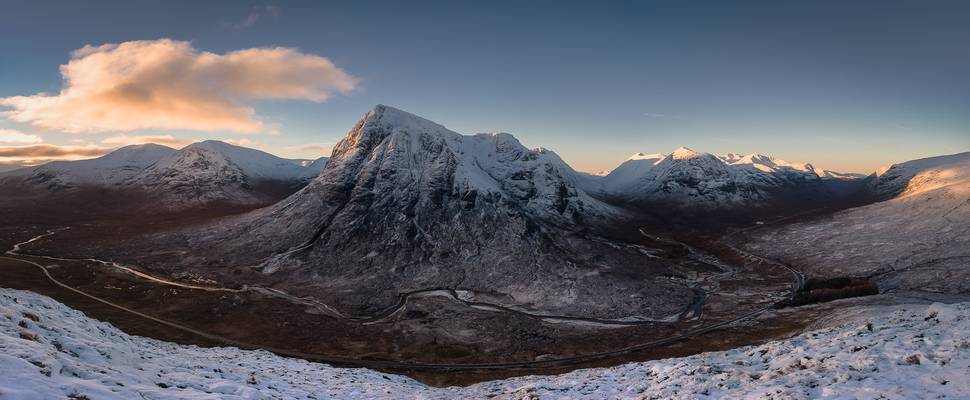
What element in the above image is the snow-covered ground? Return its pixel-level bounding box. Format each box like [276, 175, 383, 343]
[744, 152, 970, 293]
[2, 288, 967, 399]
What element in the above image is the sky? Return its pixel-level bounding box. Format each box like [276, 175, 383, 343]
[0, 1, 968, 173]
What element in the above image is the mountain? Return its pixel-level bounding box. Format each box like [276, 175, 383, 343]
[163, 105, 693, 320]
[1, 143, 176, 190]
[868, 152, 970, 198]
[0, 141, 326, 210]
[742, 151, 970, 293]
[288, 156, 330, 173]
[128, 140, 322, 207]
[597, 152, 666, 191]
[595, 147, 846, 211]
[0, 163, 26, 173]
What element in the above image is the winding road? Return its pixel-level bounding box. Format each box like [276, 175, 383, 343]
[1, 228, 803, 371]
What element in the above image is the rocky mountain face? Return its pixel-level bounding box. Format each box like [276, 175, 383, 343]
[592, 147, 865, 213]
[174, 105, 692, 320]
[742, 151, 970, 293]
[0, 141, 327, 210]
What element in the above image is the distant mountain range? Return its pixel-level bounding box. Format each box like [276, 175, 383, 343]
[0, 140, 327, 209]
[5, 103, 967, 338]
[166, 105, 691, 320]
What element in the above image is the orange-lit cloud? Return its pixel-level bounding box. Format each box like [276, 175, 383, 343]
[0, 129, 43, 145]
[0, 144, 113, 165]
[289, 142, 333, 155]
[0, 39, 358, 134]
[102, 134, 193, 148]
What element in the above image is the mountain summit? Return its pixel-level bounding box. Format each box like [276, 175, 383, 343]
[172, 105, 693, 320]
[596, 147, 858, 211]
[0, 140, 327, 210]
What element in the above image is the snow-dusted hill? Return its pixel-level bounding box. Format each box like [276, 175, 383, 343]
[288, 156, 329, 177]
[165, 105, 692, 320]
[0, 141, 326, 208]
[129, 140, 322, 207]
[743, 151, 970, 293]
[2, 288, 967, 399]
[596, 147, 858, 210]
[1, 143, 176, 190]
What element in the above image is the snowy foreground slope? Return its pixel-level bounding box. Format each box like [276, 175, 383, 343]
[2, 288, 968, 399]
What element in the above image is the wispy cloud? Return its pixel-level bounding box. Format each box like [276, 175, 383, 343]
[102, 134, 194, 148]
[287, 142, 333, 156]
[0, 39, 358, 134]
[0, 129, 42, 145]
[643, 111, 688, 121]
[223, 5, 280, 30]
[0, 144, 112, 164]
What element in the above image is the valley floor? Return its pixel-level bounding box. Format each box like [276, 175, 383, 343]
[1, 288, 967, 399]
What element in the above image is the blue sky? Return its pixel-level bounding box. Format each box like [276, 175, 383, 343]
[1, 0, 968, 173]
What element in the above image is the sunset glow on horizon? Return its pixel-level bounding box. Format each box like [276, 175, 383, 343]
[1, 1, 968, 173]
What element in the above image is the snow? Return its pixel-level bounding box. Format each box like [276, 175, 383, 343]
[0, 140, 328, 206]
[744, 151, 970, 293]
[0, 144, 176, 188]
[1, 287, 968, 399]
[816, 169, 868, 180]
[870, 152, 970, 197]
[629, 152, 666, 161]
[320, 105, 620, 221]
[670, 146, 702, 160]
[596, 147, 850, 209]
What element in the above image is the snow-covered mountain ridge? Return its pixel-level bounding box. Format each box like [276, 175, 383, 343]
[743, 151, 970, 293]
[593, 146, 855, 210]
[2, 288, 967, 399]
[167, 105, 692, 320]
[0, 141, 328, 208]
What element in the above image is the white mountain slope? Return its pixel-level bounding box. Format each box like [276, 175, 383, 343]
[129, 140, 322, 207]
[167, 105, 692, 320]
[0, 143, 176, 190]
[0, 141, 327, 208]
[743, 151, 970, 293]
[597, 147, 838, 209]
[2, 288, 967, 399]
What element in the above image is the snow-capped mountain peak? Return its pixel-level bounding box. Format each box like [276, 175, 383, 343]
[670, 146, 703, 160]
[597, 147, 855, 210]
[0, 139, 328, 209]
[0, 143, 177, 189]
[629, 152, 666, 161]
[720, 152, 744, 163]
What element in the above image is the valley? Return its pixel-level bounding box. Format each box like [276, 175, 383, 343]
[0, 105, 965, 390]
[0, 216, 801, 385]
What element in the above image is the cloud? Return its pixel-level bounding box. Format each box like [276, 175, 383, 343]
[0, 39, 358, 134]
[643, 112, 666, 118]
[102, 134, 193, 148]
[225, 5, 281, 30]
[0, 129, 43, 145]
[286, 142, 333, 156]
[0, 144, 112, 164]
